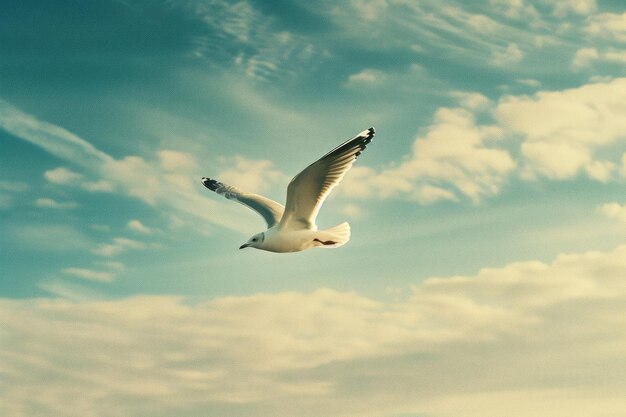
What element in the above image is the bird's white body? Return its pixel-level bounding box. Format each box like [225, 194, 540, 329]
[252, 222, 351, 253]
[201, 128, 374, 253]
[262, 227, 315, 253]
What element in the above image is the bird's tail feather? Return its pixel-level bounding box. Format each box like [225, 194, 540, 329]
[313, 222, 351, 249]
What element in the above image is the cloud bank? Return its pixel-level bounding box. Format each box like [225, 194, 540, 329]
[2, 245, 625, 417]
[342, 77, 626, 203]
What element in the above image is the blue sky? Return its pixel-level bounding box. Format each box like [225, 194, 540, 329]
[1, 0, 625, 416]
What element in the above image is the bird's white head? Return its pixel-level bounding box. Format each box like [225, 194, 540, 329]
[239, 232, 265, 250]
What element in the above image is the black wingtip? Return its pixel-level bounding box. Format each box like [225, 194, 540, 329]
[323, 127, 376, 161]
[364, 127, 375, 144]
[201, 177, 222, 191]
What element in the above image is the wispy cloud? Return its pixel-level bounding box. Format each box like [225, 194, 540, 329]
[91, 237, 147, 257]
[0, 181, 28, 209]
[344, 69, 387, 88]
[9, 224, 91, 252]
[37, 279, 104, 301]
[2, 244, 625, 416]
[127, 219, 153, 235]
[0, 99, 112, 168]
[63, 267, 114, 282]
[553, 0, 597, 17]
[515, 78, 541, 88]
[329, 0, 554, 69]
[176, 0, 324, 81]
[35, 198, 78, 209]
[489, 0, 540, 21]
[0, 98, 256, 233]
[0, 180, 28, 192]
[491, 42, 524, 66]
[43, 166, 114, 193]
[44, 167, 83, 185]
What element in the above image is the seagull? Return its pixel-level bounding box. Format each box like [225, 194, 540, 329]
[201, 127, 375, 253]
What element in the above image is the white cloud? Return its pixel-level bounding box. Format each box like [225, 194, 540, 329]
[553, 0, 596, 17]
[449, 91, 492, 110]
[494, 77, 626, 180]
[127, 219, 153, 235]
[35, 198, 78, 209]
[409, 43, 424, 52]
[102, 156, 162, 205]
[586, 12, 626, 42]
[44, 167, 114, 193]
[572, 47, 597, 69]
[343, 78, 626, 204]
[466, 13, 499, 33]
[44, 167, 83, 185]
[62, 267, 114, 282]
[1, 245, 625, 417]
[589, 75, 613, 83]
[37, 279, 103, 301]
[491, 42, 523, 66]
[411, 184, 458, 204]
[126, 219, 152, 235]
[345, 69, 386, 88]
[573, 47, 626, 68]
[603, 49, 626, 63]
[489, 0, 540, 20]
[342, 107, 516, 203]
[584, 160, 616, 182]
[100, 152, 268, 232]
[158, 149, 199, 172]
[91, 237, 147, 257]
[598, 202, 626, 224]
[217, 155, 287, 195]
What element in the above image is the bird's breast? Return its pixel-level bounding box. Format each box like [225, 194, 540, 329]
[262, 228, 317, 253]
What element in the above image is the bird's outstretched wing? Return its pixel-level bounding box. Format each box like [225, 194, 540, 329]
[279, 127, 375, 230]
[201, 177, 284, 228]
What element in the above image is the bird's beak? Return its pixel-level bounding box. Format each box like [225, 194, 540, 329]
[239, 243, 250, 249]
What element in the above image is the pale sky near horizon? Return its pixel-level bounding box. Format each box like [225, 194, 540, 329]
[1, 0, 626, 416]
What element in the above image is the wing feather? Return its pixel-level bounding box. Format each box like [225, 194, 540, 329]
[201, 177, 284, 228]
[279, 127, 375, 230]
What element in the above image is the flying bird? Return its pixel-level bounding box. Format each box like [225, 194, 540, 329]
[201, 127, 375, 253]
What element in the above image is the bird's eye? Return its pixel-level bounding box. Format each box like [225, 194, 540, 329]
[252, 238, 257, 242]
